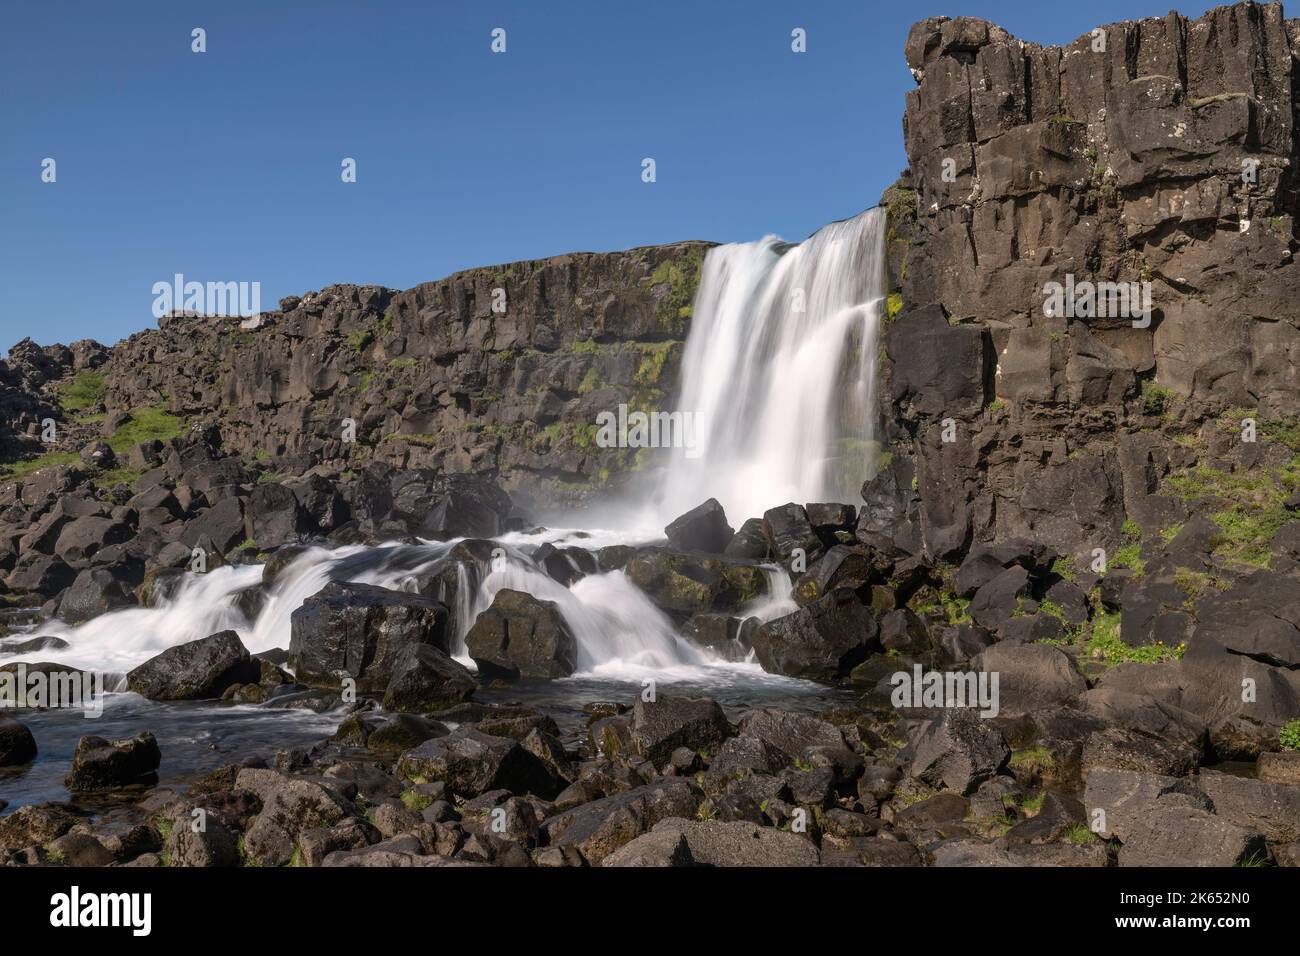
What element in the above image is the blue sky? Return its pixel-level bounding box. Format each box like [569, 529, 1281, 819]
[0, 0, 1222, 352]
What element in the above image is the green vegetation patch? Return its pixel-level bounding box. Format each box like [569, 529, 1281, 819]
[59, 369, 107, 412]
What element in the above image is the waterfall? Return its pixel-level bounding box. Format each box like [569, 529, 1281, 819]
[656, 207, 887, 525]
[2, 208, 889, 682]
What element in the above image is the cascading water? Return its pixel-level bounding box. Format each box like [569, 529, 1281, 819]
[3, 208, 887, 686]
[657, 207, 887, 524]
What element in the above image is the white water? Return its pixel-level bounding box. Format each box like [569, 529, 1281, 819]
[657, 207, 887, 524]
[3, 209, 887, 685]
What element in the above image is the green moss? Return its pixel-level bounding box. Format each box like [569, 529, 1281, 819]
[400, 789, 433, 813]
[634, 343, 673, 386]
[886, 292, 903, 322]
[577, 367, 603, 394]
[105, 404, 183, 452]
[1051, 556, 1077, 583]
[649, 249, 704, 335]
[59, 369, 107, 412]
[1280, 719, 1300, 752]
[1009, 747, 1057, 777]
[1065, 824, 1100, 846]
[1086, 610, 1184, 664]
[0, 451, 80, 482]
[347, 330, 374, 352]
[1142, 382, 1175, 416]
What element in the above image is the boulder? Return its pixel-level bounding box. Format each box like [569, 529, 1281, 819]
[0, 715, 37, 766]
[664, 498, 734, 554]
[723, 518, 769, 560]
[58, 565, 140, 623]
[397, 727, 563, 799]
[126, 630, 261, 700]
[53, 515, 131, 568]
[289, 581, 450, 690]
[972, 644, 1088, 718]
[763, 503, 824, 566]
[382, 643, 477, 712]
[244, 482, 310, 550]
[540, 777, 700, 865]
[464, 589, 577, 680]
[909, 708, 1009, 795]
[65, 731, 161, 791]
[604, 818, 819, 867]
[629, 695, 733, 768]
[751, 590, 878, 681]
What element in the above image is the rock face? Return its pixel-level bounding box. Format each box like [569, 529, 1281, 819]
[879, 2, 1300, 563]
[126, 630, 260, 700]
[98, 243, 709, 513]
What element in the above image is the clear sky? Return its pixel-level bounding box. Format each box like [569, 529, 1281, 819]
[1, 0, 1222, 352]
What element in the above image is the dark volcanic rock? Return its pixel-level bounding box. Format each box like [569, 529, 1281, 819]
[0, 715, 37, 766]
[463, 588, 577, 680]
[382, 643, 477, 712]
[65, 731, 161, 791]
[664, 498, 734, 554]
[289, 581, 450, 690]
[126, 630, 261, 701]
[751, 589, 878, 681]
[398, 727, 563, 799]
[629, 695, 733, 768]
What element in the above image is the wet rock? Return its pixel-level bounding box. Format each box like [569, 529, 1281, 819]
[0, 714, 37, 766]
[763, 503, 824, 567]
[65, 731, 161, 791]
[664, 498, 734, 554]
[751, 590, 878, 681]
[624, 548, 767, 616]
[793, 544, 876, 606]
[723, 517, 770, 560]
[244, 482, 310, 551]
[58, 565, 140, 623]
[464, 588, 577, 680]
[126, 630, 260, 700]
[0, 804, 78, 850]
[382, 643, 477, 712]
[289, 581, 450, 690]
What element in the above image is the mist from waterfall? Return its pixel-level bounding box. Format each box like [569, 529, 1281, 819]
[655, 207, 887, 526]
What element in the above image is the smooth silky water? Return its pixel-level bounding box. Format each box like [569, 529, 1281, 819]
[0, 209, 887, 811]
